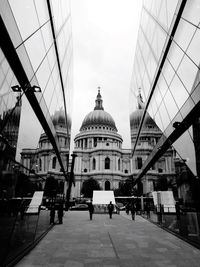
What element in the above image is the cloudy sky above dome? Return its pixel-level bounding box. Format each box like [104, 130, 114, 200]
[70, 0, 142, 151]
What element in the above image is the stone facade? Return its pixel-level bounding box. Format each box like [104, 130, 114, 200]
[20, 108, 70, 192]
[130, 93, 176, 196]
[72, 90, 132, 198]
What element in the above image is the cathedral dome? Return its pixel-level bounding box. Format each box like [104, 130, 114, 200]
[80, 89, 117, 131]
[52, 108, 71, 129]
[130, 92, 158, 129]
[81, 110, 117, 130]
[130, 109, 157, 128]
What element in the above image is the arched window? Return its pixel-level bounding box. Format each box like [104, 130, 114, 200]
[39, 158, 42, 171]
[105, 157, 110, 169]
[92, 158, 96, 170]
[135, 157, 142, 169]
[52, 156, 56, 169]
[105, 181, 110, 190]
[118, 159, 120, 170]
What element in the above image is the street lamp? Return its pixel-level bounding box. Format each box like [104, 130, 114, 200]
[11, 84, 41, 93]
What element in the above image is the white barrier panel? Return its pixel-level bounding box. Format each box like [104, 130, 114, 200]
[92, 191, 115, 205]
[26, 191, 44, 214]
[152, 191, 175, 213]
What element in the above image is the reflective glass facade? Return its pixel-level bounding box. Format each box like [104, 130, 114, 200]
[130, 1, 200, 203]
[0, 0, 73, 197]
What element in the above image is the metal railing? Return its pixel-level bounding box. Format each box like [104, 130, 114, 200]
[141, 204, 200, 249]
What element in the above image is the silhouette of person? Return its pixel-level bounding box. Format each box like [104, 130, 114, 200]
[130, 202, 136, 221]
[57, 203, 64, 224]
[108, 201, 114, 219]
[88, 201, 94, 220]
[50, 205, 55, 224]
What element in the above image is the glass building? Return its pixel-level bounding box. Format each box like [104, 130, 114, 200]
[0, 0, 73, 198]
[130, 0, 200, 205]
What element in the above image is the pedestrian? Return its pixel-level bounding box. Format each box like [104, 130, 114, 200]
[88, 200, 94, 220]
[130, 202, 136, 221]
[146, 203, 150, 219]
[108, 201, 114, 219]
[57, 203, 64, 224]
[50, 205, 55, 224]
[20, 200, 26, 220]
[125, 202, 130, 215]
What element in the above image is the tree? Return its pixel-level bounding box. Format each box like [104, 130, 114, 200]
[44, 175, 58, 198]
[81, 178, 101, 198]
[114, 178, 138, 196]
[15, 173, 32, 197]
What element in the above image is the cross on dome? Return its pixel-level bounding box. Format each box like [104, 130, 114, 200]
[137, 87, 145, 109]
[94, 86, 104, 110]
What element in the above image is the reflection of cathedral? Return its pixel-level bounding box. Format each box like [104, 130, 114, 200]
[0, 95, 22, 165]
[20, 109, 70, 191]
[130, 93, 176, 195]
[72, 90, 132, 198]
[0, 96, 22, 198]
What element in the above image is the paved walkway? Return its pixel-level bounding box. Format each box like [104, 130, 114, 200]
[16, 211, 200, 267]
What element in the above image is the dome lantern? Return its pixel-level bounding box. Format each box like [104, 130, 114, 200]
[80, 88, 117, 131]
[130, 90, 159, 130]
[94, 87, 104, 110]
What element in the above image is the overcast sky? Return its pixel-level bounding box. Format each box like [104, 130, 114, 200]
[70, 0, 143, 151]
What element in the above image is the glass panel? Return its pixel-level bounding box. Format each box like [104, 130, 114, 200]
[35, 55, 51, 92]
[34, 0, 49, 25]
[161, 60, 175, 87]
[142, 72, 150, 98]
[145, 16, 156, 45]
[177, 54, 198, 93]
[151, 24, 167, 62]
[41, 22, 54, 52]
[173, 18, 196, 52]
[158, 101, 170, 130]
[147, 55, 157, 83]
[154, 86, 163, 108]
[163, 89, 178, 120]
[186, 29, 200, 68]
[154, 111, 164, 131]
[167, 42, 184, 72]
[9, 0, 39, 40]
[24, 31, 46, 72]
[140, 8, 150, 33]
[179, 95, 195, 119]
[157, 75, 168, 98]
[169, 74, 189, 110]
[158, 0, 168, 29]
[182, 0, 200, 27]
[166, 0, 178, 27]
[173, 130, 197, 176]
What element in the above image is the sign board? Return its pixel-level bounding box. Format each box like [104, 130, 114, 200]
[152, 191, 175, 212]
[92, 190, 115, 205]
[26, 191, 44, 214]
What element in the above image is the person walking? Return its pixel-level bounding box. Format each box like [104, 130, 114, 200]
[130, 202, 136, 221]
[108, 201, 114, 219]
[125, 202, 130, 215]
[57, 203, 64, 224]
[146, 203, 150, 219]
[88, 201, 94, 220]
[50, 205, 55, 224]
